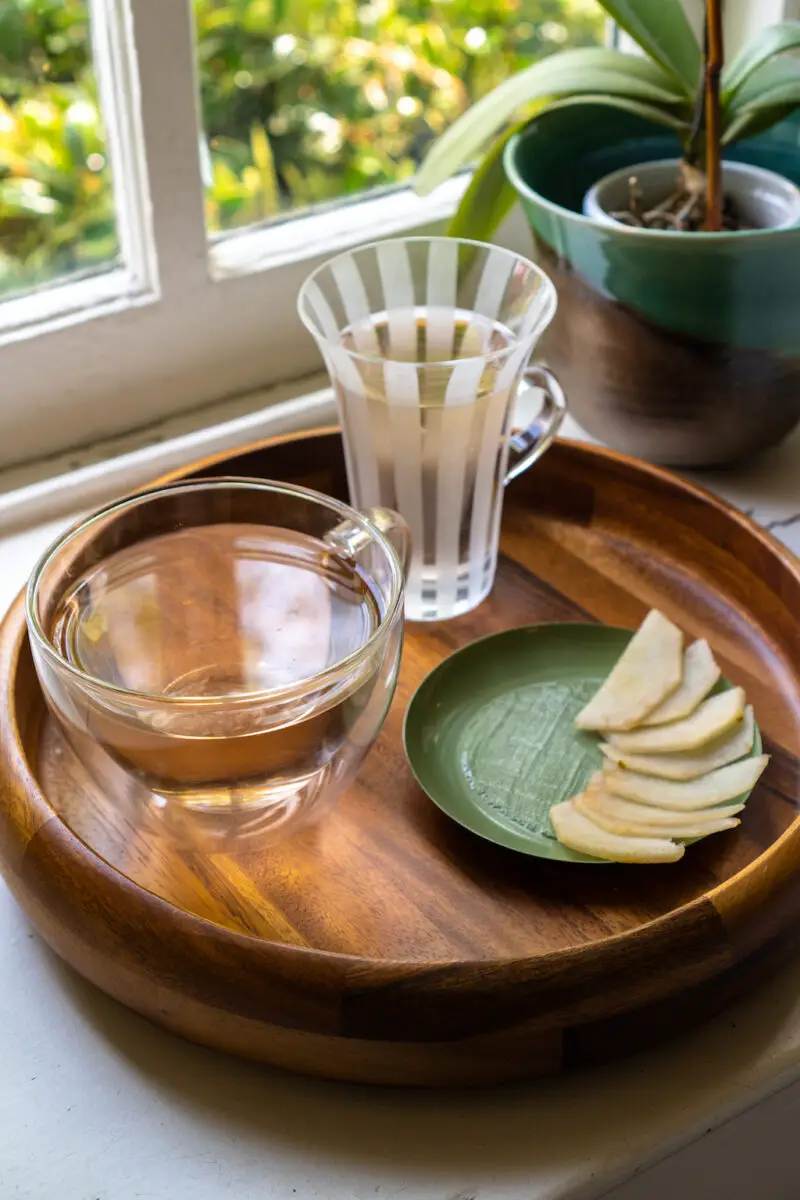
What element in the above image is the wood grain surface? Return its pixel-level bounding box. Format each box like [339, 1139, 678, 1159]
[1, 429, 799, 1086]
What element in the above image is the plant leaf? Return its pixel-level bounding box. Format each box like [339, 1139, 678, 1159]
[596, 0, 701, 94]
[446, 122, 523, 243]
[722, 103, 797, 146]
[723, 58, 800, 144]
[725, 56, 800, 108]
[542, 93, 692, 136]
[722, 21, 800, 101]
[414, 48, 688, 196]
[723, 95, 800, 144]
[249, 123, 280, 216]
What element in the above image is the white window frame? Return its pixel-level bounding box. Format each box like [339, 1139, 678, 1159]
[0, 0, 794, 468]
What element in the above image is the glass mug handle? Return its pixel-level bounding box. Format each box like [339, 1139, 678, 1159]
[505, 364, 568, 485]
[326, 507, 411, 576]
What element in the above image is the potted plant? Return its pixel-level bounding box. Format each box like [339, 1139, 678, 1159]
[415, 2, 800, 467]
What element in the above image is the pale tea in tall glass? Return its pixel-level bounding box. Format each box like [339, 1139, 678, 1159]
[298, 237, 564, 621]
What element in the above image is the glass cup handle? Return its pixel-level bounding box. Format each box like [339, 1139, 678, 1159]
[326, 507, 411, 577]
[505, 364, 568, 485]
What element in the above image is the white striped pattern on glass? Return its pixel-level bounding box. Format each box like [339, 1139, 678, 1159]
[298, 238, 556, 621]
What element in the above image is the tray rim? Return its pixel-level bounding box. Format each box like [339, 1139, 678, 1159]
[1, 427, 799, 983]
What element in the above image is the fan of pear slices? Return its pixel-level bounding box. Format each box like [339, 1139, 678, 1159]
[550, 610, 769, 864]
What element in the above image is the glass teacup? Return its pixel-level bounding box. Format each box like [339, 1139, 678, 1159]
[298, 236, 564, 621]
[26, 478, 408, 822]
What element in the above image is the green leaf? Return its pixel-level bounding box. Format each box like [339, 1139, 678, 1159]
[597, 0, 701, 94]
[723, 58, 800, 143]
[722, 21, 800, 101]
[250, 123, 280, 216]
[458, 98, 690, 247]
[542, 93, 692, 136]
[723, 91, 800, 144]
[446, 122, 523, 243]
[725, 56, 800, 108]
[414, 48, 687, 196]
[0, 181, 59, 216]
[722, 103, 797, 146]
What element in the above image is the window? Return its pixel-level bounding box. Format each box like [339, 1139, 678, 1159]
[0, 0, 793, 469]
[196, 0, 604, 234]
[0, 0, 120, 298]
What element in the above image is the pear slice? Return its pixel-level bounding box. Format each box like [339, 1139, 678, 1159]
[608, 687, 746, 755]
[577, 804, 738, 841]
[641, 640, 720, 726]
[603, 753, 769, 810]
[574, 788, 742, 839]
[601, 706, 755, 780]
[574, 610, 683, 733]
[550, 800, 684, 863]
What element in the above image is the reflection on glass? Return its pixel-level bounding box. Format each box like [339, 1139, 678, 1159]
[195, 0, 604, 235]
[0, 0, 120, 299]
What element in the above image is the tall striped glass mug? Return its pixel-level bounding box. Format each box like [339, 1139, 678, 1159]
[297, 236, 565, 622]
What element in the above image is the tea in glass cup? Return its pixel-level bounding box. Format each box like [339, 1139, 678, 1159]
[298, 236, 565, 621]
[27, 479, 408, 817]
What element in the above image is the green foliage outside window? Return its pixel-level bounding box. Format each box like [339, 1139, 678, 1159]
[0, 0, 602, 296]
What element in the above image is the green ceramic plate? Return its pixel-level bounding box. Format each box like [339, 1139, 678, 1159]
[403, 624, 763, 864]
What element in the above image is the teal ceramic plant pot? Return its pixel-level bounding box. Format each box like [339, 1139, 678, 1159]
[504, 106, 800, 466]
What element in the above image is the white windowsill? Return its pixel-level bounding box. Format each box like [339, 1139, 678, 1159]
[0, 266, 155, 347]
[0, 373, 334, 534]
[2, 378, 799, 553]
[210, 177, 470, 280]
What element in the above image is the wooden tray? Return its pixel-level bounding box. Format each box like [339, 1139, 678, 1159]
[2, 429, 800, 1087]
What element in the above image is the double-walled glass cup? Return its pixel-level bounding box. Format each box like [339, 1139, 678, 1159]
[27, 479, 408, 824]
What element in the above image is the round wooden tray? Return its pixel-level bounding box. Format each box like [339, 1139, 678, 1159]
[2, 430, 800, 1087]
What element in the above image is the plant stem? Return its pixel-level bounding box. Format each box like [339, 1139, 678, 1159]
[686, 77, 705, 166]
[686, 18, 707, 167]
[703, 0, 724, 231]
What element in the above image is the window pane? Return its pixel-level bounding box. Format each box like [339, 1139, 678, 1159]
[0, 0, 119, 299]
[196, 0, 605, 236]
